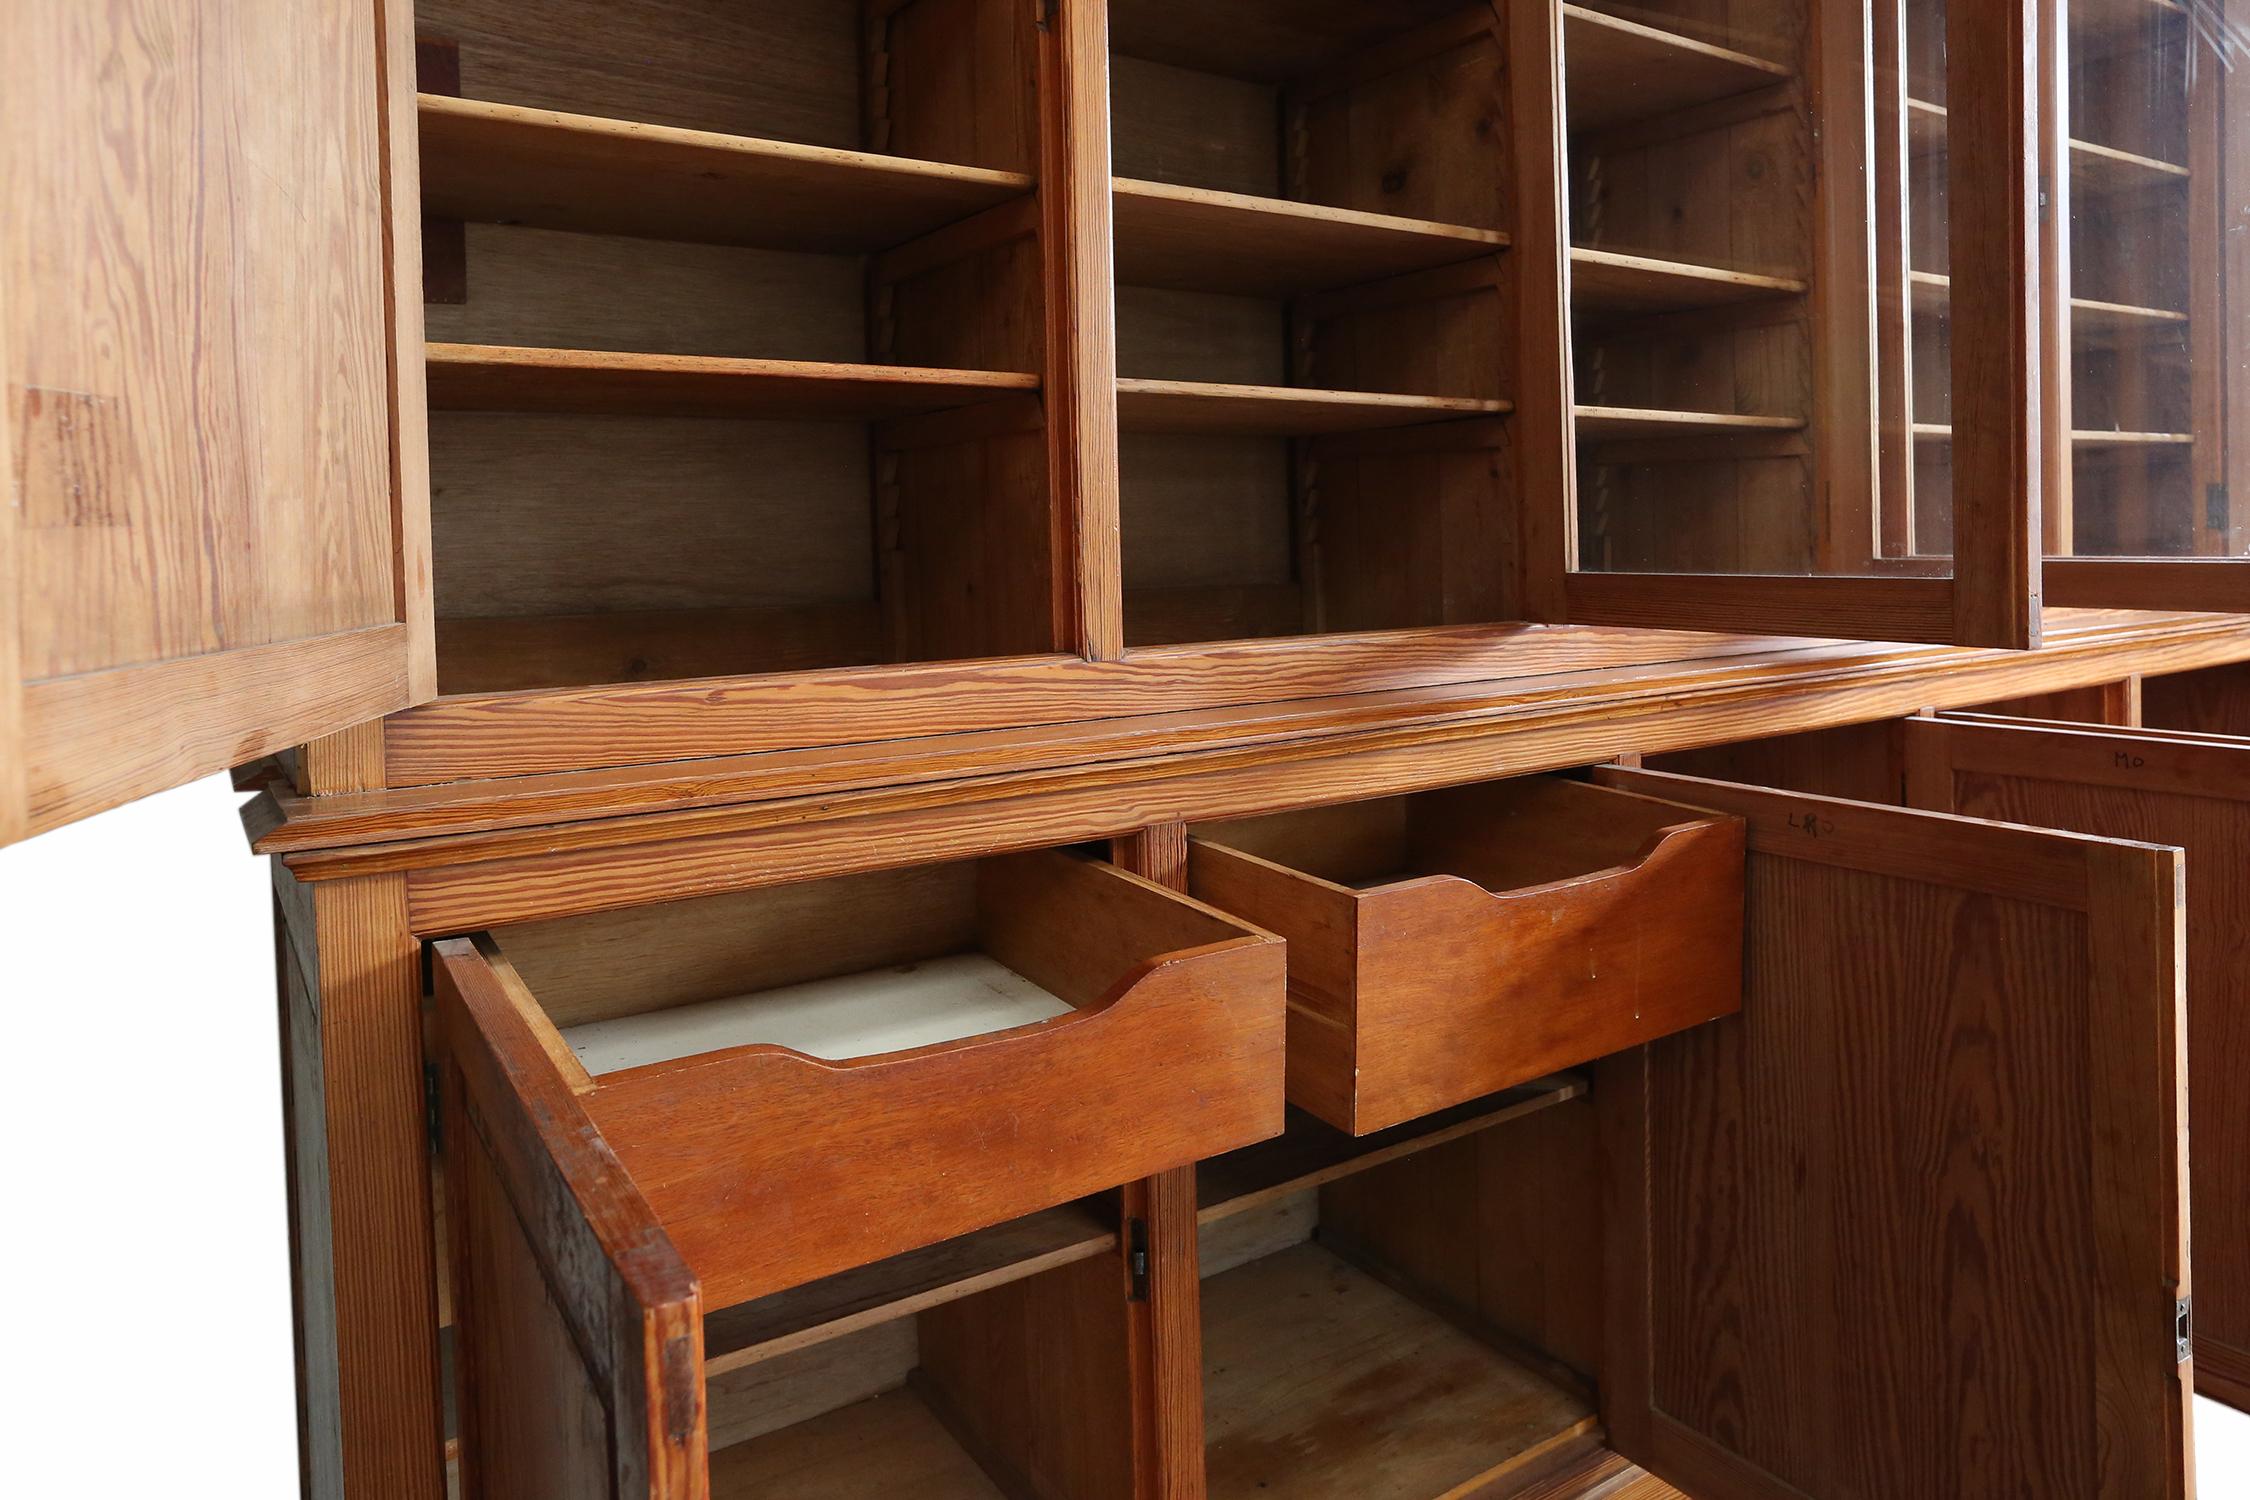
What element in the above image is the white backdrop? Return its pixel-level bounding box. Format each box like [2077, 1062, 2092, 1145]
[3, 774, 2245, 1495]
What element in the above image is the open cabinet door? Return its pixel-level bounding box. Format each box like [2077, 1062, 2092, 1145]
[1515, 0, 2042, 648]
[2039, 0, 2250, 612]
[1592, 766, 2194, 1498]
[439, 939, 706, 1500]
[1904, 713, 2250, 1410]
[1, 0, 433, 843]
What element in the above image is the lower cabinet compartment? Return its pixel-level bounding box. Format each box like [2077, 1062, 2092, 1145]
[1195, 1089, 1610, 1500]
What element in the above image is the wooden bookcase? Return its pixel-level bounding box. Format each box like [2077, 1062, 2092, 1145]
[9, 1, 2250, 1498]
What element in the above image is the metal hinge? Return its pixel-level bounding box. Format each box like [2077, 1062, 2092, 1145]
[2177, 1297, 2194, 1364]
[1127, 1218, 1151, 1302]
[2207, 482, 2230, 535]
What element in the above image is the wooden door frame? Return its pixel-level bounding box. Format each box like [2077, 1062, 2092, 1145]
[1516, 0, 2044, 649]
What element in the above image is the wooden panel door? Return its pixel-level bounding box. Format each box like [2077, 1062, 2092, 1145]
[1904, 712, 2250, 1410]
[440, 936, 706, 1500]
[0, 0, 433, 843]
[1592, 765, 2194, 1498]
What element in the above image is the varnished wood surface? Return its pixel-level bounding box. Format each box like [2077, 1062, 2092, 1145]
[252, 612, 2250, 873]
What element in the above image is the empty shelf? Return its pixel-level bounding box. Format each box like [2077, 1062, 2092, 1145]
[1901, 99, 2189, 195]
[1576, 405, 1805, 439]
[560, 953, 1074, 1075]
[1906, 275, 2186, 342]
[1204, 1244, 1595, 1500]
[1914, 424, 2196, 450]
[418, 94, 1032, 255]
[1118, 378, 1507, 436]
[1571, 247, 1805, 316]
[424, 344, 1037, 420]
[2070, 136, 2191, 195]
[1564, 5, 1793, 133]
[709, 1388, 1004, 1500]
[1113, 177, 1507, 297]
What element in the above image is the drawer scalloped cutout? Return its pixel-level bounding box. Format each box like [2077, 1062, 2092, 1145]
[1190, 776, 1745, 1134]
[435, 849, 1285, 1309]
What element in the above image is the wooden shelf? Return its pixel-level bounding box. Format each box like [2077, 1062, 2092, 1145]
[1113, 177, 1507, 297]
[417, 94, 1032, 255]
[1197, 1078, 1585, 1226]
[1901, 99, 2189, 195]
[2070, 135, 2191, 195]
[1563, 5, 1792, 133]
[1204, 1243, 1596, 1500]
[1117, 378, 1508, 436]
[1905, 275, 2187, 342]
[425, 344, 1039, 420]
[702, 1203, 1112, 1376]
[1576, 405, 1805, 440]
[2074, 430, 2196, 451]
[1571, 247, 1805, 316]
[1914, 423, 2194, 450]
[709, 1388, 1004, 1499]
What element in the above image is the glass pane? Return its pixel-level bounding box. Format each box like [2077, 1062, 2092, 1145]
[2057, 0, 2248, 557]
[1900, 0, 1958, 561]
[1566, 0, 1957, 577]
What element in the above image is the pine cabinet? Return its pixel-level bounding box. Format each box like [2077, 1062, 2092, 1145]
[7, 0, 2250, 1496]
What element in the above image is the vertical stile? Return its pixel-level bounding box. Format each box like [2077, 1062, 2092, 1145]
[1503, 0, 1578, 622]
[1812, 0, 1883, 571]
[1113, 824, 1209, 1500]
[1041, 0, 1128, 660]
[1948, 0, 2044, 645]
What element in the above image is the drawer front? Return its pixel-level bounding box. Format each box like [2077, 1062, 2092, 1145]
[1191, 778, 1745, 1134]
[1909, 713, 2250, 1411]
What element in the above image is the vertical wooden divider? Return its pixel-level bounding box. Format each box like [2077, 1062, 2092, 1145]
[1948, 0, 2044, 647]
[1811, 0, 1881, 570]
[1113, 824, 1209, 1500]
[1041, 0, 1126, 660]
[1502, 0, 1577, 623]
[2036, 0, 2075, 557]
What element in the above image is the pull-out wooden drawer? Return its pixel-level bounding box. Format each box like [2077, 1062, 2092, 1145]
[438, 849, 1285, 1313]
[1188, 777, 1745, 1134]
